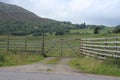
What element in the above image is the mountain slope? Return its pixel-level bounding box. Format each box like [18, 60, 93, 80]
[0, 2, 74, 36]
[0, 2, 51, 22]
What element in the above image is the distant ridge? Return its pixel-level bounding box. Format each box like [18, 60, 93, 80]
[0, 2, 77, 36]
[0, 2, 53, 22]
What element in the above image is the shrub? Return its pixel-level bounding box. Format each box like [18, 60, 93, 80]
[0, 54, 6, 62]
[94, 27, 100, 34]
[113, 25, 120, 33]
[55, 31, 64, 36]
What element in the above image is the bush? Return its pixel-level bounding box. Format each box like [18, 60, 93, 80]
[55, 31, 64, 36]
[0, 54, 6, 62]
[94, 27, 100, 34]
[113, 25, 120, 33]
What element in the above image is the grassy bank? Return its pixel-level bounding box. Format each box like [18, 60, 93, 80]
[69, 56, 120, 76]
[0, 51, 44, 66]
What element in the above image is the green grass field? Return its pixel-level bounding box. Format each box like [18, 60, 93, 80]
[0, 27, 120, 76]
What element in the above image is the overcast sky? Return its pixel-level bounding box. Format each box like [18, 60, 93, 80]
[0, 0, 120, 26]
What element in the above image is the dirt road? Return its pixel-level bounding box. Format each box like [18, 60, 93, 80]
[0, 57, 120, 80]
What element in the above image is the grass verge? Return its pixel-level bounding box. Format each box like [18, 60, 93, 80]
[69, 56, 120, 76]
[0, 51, 44, 66]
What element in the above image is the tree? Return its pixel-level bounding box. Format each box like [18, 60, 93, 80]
[94, 27, 100, 34]
[55, 31, 64, 36]
[113, 25, 120, 33]
[74, 23, 87, 29]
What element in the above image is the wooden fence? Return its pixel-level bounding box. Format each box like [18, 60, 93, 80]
[0, 36, 42, 53]
[80, 37, 120, 59]
[0, 36, 79, 57]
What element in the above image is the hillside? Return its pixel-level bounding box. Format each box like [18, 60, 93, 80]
[0, 2, 52, 22]
[0, 2, 73, 36]
[0, 2, 111, 36]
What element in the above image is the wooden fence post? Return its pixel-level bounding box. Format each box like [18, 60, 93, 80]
[80, 38, 82, 55]
[115, 37, 118, 51]
[41, 33, 47, 57]
[105, 38, 108, 46]
[25, 37, 27, 51]
[60, 38, 63, 57]
[7, 35, 10, 52]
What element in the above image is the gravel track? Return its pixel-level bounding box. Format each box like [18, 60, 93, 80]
[0, 57, 120, 80]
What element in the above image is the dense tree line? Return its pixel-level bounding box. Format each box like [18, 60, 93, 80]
[87, 25, 106, 29]
[0, 21, 33, 35]
[0, 20, 73, 36]
[1, 20, 115, 36]
[73, 23, 87, 29]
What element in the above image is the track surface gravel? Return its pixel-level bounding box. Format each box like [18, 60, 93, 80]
[0, 57, 120, 80]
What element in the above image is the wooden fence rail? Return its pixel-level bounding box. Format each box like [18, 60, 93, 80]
[80, 37, 120, 59]
[0, 36, 79, 57]
[0, 36, 42, 53]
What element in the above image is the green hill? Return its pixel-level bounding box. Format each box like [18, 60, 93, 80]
[0, 2, 51, 22]
[0, 2, 74, 36]
[0, 2, 112, 36]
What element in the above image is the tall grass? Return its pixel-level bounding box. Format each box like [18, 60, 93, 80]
[0, 51, 44, 66]
[69, 56, 120, 76]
